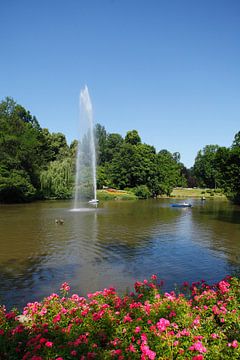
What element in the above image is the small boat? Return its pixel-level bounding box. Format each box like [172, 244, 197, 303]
[88, 199, 99, 205]
[171, 202, 192, 208]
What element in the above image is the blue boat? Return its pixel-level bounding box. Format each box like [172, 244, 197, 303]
[171, 202, 192, 208]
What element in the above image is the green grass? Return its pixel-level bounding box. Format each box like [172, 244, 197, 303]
[171, 187, 227, 199]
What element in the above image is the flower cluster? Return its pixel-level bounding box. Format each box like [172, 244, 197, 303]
[0, 275, 239, 359]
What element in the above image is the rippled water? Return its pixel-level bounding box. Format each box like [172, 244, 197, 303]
[0, 199, 239, 309]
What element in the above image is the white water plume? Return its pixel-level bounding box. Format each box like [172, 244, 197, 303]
[73, 86, 97, 209]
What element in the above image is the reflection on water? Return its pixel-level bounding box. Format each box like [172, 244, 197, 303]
[0, 199, 239, 309]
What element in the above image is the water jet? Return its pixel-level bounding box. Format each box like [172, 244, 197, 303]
[73, 86, 98, 209]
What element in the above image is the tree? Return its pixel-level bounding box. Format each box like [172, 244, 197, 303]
[153, 150, 183, 196]
[215, 145, 240, 204]
[40, 158, 73, 199]
[105, 133, 124, 162]
[0, 97, 48, 201]
[193, 145, 220, 188]
[108, 140, 156, 190]
[95, 123, 107, 165]
[125, 130, 141, 145]
[0, 168, 36, 203]
[41, 130, 69, 161]
[232, 131, 240, 148]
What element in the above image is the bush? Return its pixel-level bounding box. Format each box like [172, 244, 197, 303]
[0, 276, 239, 359]
[0, 169, 36, 203]
[134, 185, 151, 199]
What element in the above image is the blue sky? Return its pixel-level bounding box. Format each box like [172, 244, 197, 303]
[1, 0, 239, 168]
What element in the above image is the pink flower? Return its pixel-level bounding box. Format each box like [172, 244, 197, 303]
[192, 356, 204, 360]
[53, 313, 61, 323]
[123, 313, 132, 323]
[140, 343, 156, 360]
[189, 341, 207, 353]
[228, 340, 238, 348]
[39, 337, 47, 344]
[141, 333, 148, 342]
[45, 341, 53, 348]
[164, 292, 175, 301]
[156, 318, 170, 332]
[232, 340, 238, 348]
[6, 311, 16, 319]
[92, 310, 105, 321]
[60, 282, 70, 292]
[218, 280, 230, 294]
[39, 307, 47, 316]
[211, 333, 218, 339]
[134, 326, 141, 333]
[192, 316, 201, 327]
[129, 343, 136, 352]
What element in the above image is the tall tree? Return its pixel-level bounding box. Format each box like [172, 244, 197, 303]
[125, 130, 141, 145]
[154, 150, 183, 196]
[95, 123, 107, 165]
[0, 97, 46, 202]
[215, 142, 240, 204]
[193, 145, 220, 188]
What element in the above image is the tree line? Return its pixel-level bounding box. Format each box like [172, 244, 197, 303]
[0, 97, 239, 203]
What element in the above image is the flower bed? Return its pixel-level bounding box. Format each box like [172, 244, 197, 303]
[0, 276, 239, 359]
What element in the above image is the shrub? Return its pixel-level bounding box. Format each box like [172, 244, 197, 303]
[0, 276, 239, 359]
[134, 185, 151, 199]
[0, 169, 36, 203]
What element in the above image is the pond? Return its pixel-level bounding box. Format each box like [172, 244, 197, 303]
[0, 198, 239, 309]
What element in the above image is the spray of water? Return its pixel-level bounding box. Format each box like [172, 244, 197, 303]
[73, 86, 97, 209]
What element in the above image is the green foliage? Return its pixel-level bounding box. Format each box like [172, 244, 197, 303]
[41, 128, 70, 162]
[96, 128, 184, 198]
[0, 97, 48, 202]
[232, 131, 240, 148]
[193, 145, 220, 188]
[1, 95, 238, 204]
[153, 150, 183, 196]
[95, 124, 124, 164]
[0, 168, 36, 203]
[214, 145, 240, 204]
[125, 129, 141, 145]
[133, 185, 151, 199]
[0, 276, 239, 359]
[0, 97, 72, 202]
[40, 158, 73, 199]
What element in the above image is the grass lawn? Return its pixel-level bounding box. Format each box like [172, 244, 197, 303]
[170, 187, 227, 199]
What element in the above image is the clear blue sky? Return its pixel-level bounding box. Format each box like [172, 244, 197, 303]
[1, 0, 239, 168]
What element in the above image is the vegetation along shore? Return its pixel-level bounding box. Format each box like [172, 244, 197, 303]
[0, 97, 240, 204]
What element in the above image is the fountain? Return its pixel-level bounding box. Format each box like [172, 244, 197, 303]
[73, 86, 98, 210]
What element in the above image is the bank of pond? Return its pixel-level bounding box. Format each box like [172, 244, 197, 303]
[97, 187, 227, 201]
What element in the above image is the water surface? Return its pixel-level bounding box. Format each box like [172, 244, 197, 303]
[0, 198, 239, 309]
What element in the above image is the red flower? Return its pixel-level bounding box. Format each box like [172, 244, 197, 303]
[45, 341, 53, 348]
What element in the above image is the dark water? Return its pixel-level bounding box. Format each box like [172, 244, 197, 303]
[0, 199, 239, 309]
